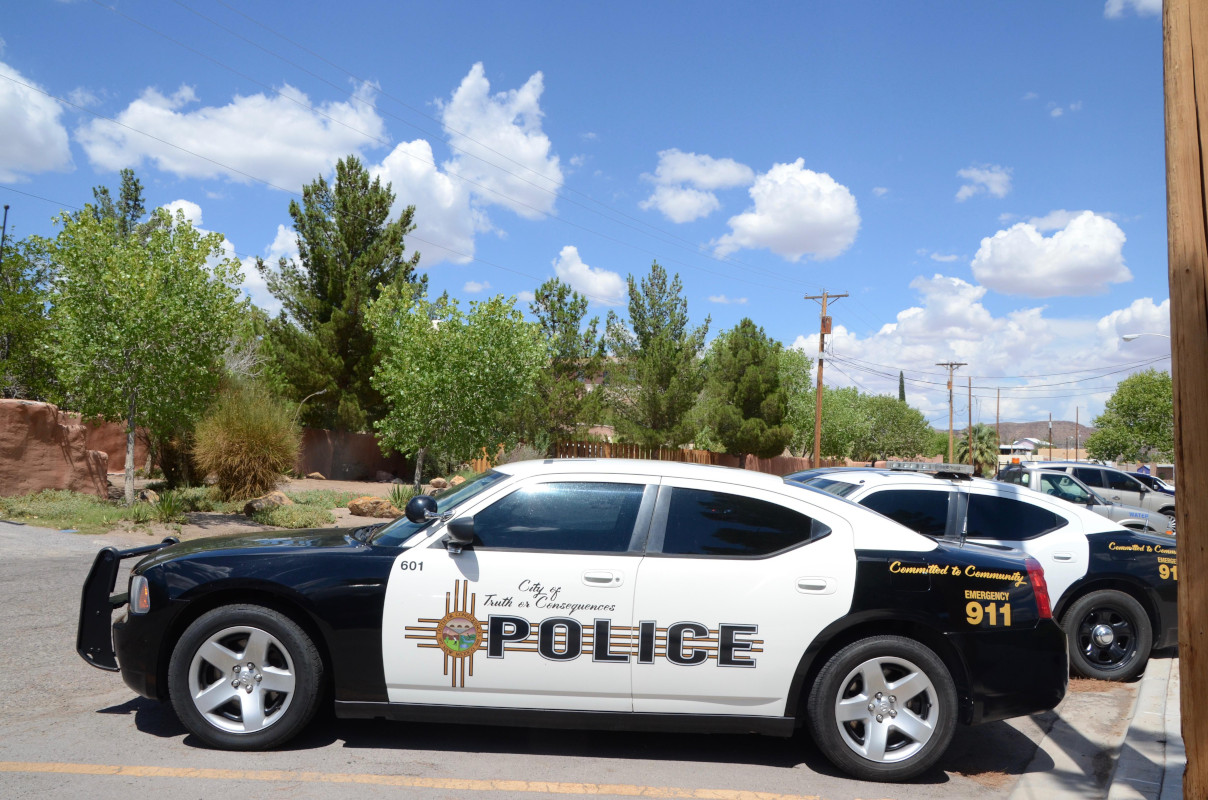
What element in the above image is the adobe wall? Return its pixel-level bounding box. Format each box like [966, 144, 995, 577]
[297, 428, 412, 481]
[82, 418, 150, 473]
[0, 400, 110, 498]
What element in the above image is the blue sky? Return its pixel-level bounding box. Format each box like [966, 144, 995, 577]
[0, 0, 1170, 429]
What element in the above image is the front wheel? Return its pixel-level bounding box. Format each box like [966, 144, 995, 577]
[1063, 590, 1152, 681]
[806, 636, 957, 781]
[168, 605, 323, 749]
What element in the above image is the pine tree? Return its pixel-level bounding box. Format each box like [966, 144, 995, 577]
[899, 370, 906, 402]
[259, 156, 422, 431]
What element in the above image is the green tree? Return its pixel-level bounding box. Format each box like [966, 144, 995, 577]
[520, 278, 604, 445]
[259, 155, 422, 431]
[850, 394, 933, 462]
[0, 237, 56, 400]
[698, 319, 793, 465]
[47, 205, 245, 504]
[955, 423, 1000, 476]
[1085, 369, 1174, 462]
[898, 371, 906, 403]
[369, 285, 543, 491]
[603, 262, 709, 448]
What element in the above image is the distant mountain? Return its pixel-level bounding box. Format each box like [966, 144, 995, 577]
[947, 420, 1097, 446]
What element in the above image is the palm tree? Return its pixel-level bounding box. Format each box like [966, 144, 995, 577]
[956, 423, 1000, 477]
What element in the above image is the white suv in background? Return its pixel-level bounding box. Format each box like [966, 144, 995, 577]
[995, 467, 1174, 536]
[1006, 461, 1176, 520]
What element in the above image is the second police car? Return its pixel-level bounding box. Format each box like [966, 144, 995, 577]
[78, 459, 1067, 782]
[790, 462, 1178, 682]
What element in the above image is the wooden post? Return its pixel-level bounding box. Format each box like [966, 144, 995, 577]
[1165, 1, 1208, 794]
[967, 376, 973, 468]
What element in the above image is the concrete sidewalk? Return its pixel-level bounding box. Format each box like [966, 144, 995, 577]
[1010, 655, 1183, 800]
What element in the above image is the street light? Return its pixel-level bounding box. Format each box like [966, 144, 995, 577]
[1122, 332, 1171, 341]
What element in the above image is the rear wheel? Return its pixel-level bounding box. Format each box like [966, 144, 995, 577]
[168, 605, 323, 749]
[1063, 590, 1152, 681]
[806, 636, 956, 781]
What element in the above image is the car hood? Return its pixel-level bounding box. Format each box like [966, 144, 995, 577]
[134, 528, 358, 571]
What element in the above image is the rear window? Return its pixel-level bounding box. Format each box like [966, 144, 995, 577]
[659, 487, 829, 557]
[798, 477, 862, 498]
[965, 494, 1068, 541]
[859, 490, 950, 538]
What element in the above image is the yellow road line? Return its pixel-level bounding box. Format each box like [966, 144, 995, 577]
[0, 761, 838, 800]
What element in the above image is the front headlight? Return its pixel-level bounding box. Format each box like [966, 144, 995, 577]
[130, 575, 150, 614]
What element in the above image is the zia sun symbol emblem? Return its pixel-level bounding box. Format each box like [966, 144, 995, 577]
[405, 579, 484, 687]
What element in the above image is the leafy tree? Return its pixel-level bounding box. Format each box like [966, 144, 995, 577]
[259, 155, 422, 431]
[698, 319, 793, 465]
[955, 423, 1000, 476]
[89, 168, 145, 237]
[898, 371, 906, 403]
[0, 237, 57, 400]
[850, 394, 933, 462]
[46, 205, 245, 504]
[519, 278, 604, 445]
[369, 285, 543, 491]
[1085, 369, 1174, 462]
[603, 262, 709, 448]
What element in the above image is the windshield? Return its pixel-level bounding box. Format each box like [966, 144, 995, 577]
[791, 476, 862, 498]
[1037, 473, 1104, 505]
[370, 469, 509, 547]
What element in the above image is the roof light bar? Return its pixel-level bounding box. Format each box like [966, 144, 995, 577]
[886, 461, 974, 475]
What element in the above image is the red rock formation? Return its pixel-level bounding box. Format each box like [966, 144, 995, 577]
[0, 400, 110, 498]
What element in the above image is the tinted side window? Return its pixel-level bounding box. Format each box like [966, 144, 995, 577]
[965, 494, 1068, 541]
[470, 482, 644, 552]
[1072, 467, 1104, 488]
[860, 490, 950, 538]
[1105, 471, 1142, 492]
[661, 488, 827, 557]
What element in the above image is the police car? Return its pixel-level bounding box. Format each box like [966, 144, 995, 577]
[789, 462, 1178, 682]
[78, 459, 1067, 782]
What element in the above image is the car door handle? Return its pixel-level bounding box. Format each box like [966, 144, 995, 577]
[582, 570, 623, 587]
[797, 577, 836, 595]
[1052, 552, 1075, 562]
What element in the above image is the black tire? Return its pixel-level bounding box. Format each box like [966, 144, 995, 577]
[1159, 506, 1175, 519]
[168, 604, 323, 750]
[1063, 589, 1152, 681]
[806, 636, 957, 781]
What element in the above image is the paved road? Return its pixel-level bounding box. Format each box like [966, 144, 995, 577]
[0, 521, 1133, 800]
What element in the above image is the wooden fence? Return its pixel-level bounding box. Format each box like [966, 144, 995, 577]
[470, 441, 841, 477]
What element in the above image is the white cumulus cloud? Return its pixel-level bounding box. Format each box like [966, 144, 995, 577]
[551, 245, 625, 306]
[438, 62, 562, 220]
[1097, 298, 1170, 357]
[0, 61, 73, 181]
[971, 210, 1131, 297]
[956, 164, 1012, 201]
[76, 82, 385, 190]
[640, 149, 754, 223]
[708, 295, 748, 305]
[162, 199, 203, 226]
[713, 159, 860, 261]
[1105, 0, 1161, 18]
[463, 280, 491, 293]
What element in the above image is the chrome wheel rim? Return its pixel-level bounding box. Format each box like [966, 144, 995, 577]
[187, 625, 296, 734]
[833, 656, 939, 764]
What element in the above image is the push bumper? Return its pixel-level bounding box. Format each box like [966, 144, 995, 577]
[950, 619, 1069, 725]
[76, 538, 178, 671]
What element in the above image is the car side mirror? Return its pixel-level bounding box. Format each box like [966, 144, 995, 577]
[444, 516, 475, 554]
[405, 495, 439, 523]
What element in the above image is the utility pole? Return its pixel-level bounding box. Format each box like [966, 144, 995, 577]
[967, 376, 973, 468]
[1164, 2, 1208, 791]
[996, 387, 1000, 447]
[936, 362, 966, 462]
[0, 205, 10, 271]
[805, 291, 847, 468]
[1075, 407, 1080, 462]
[1048, 413, 1053, 461]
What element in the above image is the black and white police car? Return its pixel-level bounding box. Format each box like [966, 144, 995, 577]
[79, 459, 1067, 782]
[789, 462, 1179, 682]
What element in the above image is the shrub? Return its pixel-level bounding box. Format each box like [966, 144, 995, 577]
[389, 483, 416, 508]
[497, 442, 546, 465]
[193, 383, 300, 501]
[251, 505, 335, 529]
[153, 490, 186, 524]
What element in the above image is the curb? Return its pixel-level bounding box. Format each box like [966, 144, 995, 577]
[1107, 656, 1182, 800]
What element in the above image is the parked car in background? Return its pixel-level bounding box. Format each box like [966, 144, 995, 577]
[995, 467, 1174, 536]
[1131, 472, 1175, 496]
[1005, 461, 1176, 520]
[788, 462, 1179, 682]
